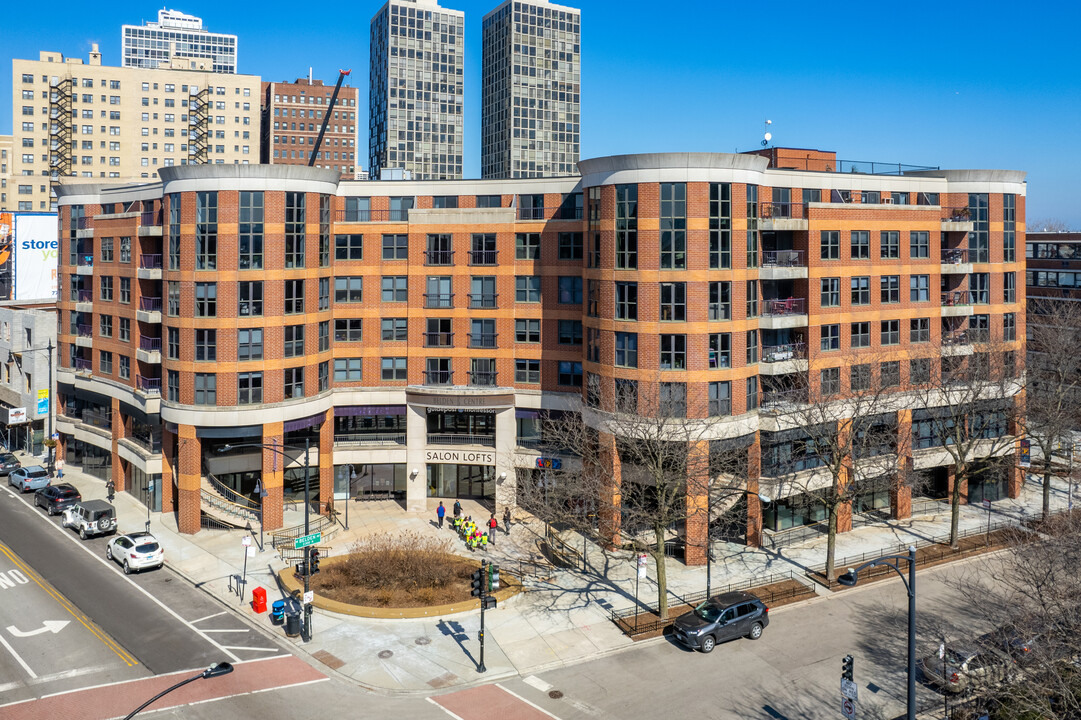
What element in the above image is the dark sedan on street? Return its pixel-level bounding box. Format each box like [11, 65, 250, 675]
[35, 483, 83, 515]
[0, 453, 21, 476]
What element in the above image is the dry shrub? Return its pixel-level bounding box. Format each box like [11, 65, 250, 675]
[337, 531, 470, 592]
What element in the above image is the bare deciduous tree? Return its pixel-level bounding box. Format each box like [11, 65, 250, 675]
[1023, 298, 1081, 519]
[912, 340, 1023, 548]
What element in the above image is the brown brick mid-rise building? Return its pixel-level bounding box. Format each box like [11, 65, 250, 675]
[260, 78, 360, 178]
[53, 150, 1027, 558]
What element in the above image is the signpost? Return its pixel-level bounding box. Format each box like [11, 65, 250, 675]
[634, 554, 647, 633]
[841, 697, 855, 720]
[302, 590, 314, 605]
[982, 499, 992, 545]
[294, 532, 321, 550]
[841, 678, 858, 701]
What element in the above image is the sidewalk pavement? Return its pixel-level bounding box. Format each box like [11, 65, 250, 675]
[17, 449, 1079, 696]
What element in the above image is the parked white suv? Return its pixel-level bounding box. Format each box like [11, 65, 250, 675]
[62, 500, 117, 539]
[106, 532, 164, 574]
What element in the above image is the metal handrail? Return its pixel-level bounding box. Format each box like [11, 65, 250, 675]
[424, 250, 455, 266]
[427, 434, 496, 447]
[270, 514, 335, 550]
[139, 253, 163, 269]
[333, 433, 406, 446]
[205, 471, 260, 511]
[762, 249, 806, 267]
[762, 342, 806, 362]
[762, 298, 806, 316]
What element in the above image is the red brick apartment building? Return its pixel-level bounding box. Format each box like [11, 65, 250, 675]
[260, 78, 360, 178]
[1026, 231, 1081, 303]
[53, 150, 1027, 558]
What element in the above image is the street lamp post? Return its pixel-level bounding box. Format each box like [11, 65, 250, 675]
[219, 437, 312, 640]
[123, 662, 233, 719]
[838, 546, 917, 720]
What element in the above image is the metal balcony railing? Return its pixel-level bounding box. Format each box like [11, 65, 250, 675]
[762, 298, 807, 316]
[942, 331, 970, 346]
[941, 207, 972, 222]
[760, 202, 807, 219]
[424, 249, 455, 266]
[423, 332, 454, 348]
[76, 216, 93, 229]
[941, 291, 974, 307]
[139, 337, 162, 351]
[556, 207, 584, 220]
[139, 297, 163, 312]
[424, 293, 454, 309]
[333, 433, 406, 447]
[77, 324, 93, 338]
[77, 289, 93, 303]
[518, 207, 545, 221]
[762, 342, 807, 363]
[333, 209, 409, 222]
[469, 293, 498, 309]
[424, 370, 454, 386]
[468, 333, 498, 348]
[469, 371, 498, 387]
[468, 250, 498, 265]
[941, 248, 969, 264]
[140, 209, 163, 226]
[82, 408, 112, 430]
[136, 375, 161, 394]
[74, 357, 92, 372]
[139, 253, 163, 269]
[427, 433, 496, 448]
[762, 249, 806, 267]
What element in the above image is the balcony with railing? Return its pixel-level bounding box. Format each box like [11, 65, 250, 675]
[333, 208, 409, 223]
[76, 254, 94, 272]
[759, 202, 808, 230]
[941, 291, 974, 307]
[468, 333, 498, 349]
[762, 249, 806, 267]
[424, 293, 454, 309]
[136, 375, 161, 395]
[518, 207, 545, 221]
[333, 432, 407, 447]
[941, 206, 974, 231]
[762, 342, 807, 363]
[423, 370, 454, 386]
[423, 332, 454, 348]
[138, 210, 163, 236]
[139, 296, 162, 312]
[469, 371, 499, 387]
[762, 297, 806, 316]
[942, 330, 971, 347]
[74, 357, 92, 375]
[469, 293, 498, 309]
[139, 337, 162, 352]
[424, 249, 455, 266]
[82, 408, 111, 430]
[76, 216, 93, 230]
[427, 433, 496, 448]
[76, 289, 93, 304]
[76, 323, 93, 338]
[138, 253, 163, 278]
[468, 250, 498, 266]
[941, 247, 969, 268]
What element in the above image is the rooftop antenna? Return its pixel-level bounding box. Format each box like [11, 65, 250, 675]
[762, 119, 772, 148]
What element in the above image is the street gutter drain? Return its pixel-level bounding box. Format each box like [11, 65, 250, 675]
[378, 650, 394, 659]
[549, 691, 564, 700]
[415, 637, 431, 645]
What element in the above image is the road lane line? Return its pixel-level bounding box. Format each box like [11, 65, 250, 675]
[189, 611, 227, 624]
[495, 684, 563, 719]
[0, 681, 21, 692]
[2, 490, 242, 664]
[0, 541, 138, 667]
[32, 664, 116, 685]
[0, 632, 37, 679]
[220, 646, 283, 653]
[200, 628, 250, 633]
[427, 697, 470, 720]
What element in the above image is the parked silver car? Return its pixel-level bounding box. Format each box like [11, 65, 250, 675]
[9, 465, 50, 492]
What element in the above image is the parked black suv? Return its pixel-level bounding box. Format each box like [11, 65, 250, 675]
[672, 591, 769, 653]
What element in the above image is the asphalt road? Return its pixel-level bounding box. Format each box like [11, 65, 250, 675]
[0, 480, 290, 709]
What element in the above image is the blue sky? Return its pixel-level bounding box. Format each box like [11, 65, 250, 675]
[4, 1, 1079, 227]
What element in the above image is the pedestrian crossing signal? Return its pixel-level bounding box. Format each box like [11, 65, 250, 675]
[471, 569, 484, 597]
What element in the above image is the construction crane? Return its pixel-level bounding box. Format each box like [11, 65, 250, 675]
[308, 69, 351, 167]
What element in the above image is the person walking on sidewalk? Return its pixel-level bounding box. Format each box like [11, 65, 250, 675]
[453, 500, 462, 522]
[487, 513, 498, 545]
[55, 458, 64, 480]
[437, 501, 446, 528]
[106, 480, 115, 502]
[503, 507, 511, 535]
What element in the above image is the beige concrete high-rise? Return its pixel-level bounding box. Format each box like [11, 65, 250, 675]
[0, 135, 13, 210]
[481, 0, 580, 179]
[11, 45, 261, 212]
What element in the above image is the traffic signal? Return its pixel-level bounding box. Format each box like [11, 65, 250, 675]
[309, 547, 320, 575]
[488, 564, 500, 592]
[471, 569, 484, 597]
[842, 655, 854, 682]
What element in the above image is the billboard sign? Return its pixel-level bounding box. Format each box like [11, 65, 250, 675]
[0, 212, 12, 301]
[12, 213, 59, 301]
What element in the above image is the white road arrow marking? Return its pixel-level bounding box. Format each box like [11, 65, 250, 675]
[6, 620, 70, 637]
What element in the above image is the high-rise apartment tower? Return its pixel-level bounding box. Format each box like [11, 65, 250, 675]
[369, 0, 464, 180]
[122, 9, 238, 74]
[482, 0, 580, 179]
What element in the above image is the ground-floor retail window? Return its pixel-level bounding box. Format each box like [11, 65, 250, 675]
[335, 463, 406, 500]
[427, 463, 494, 500]
[65, 439, 111, 481]
[853, 484, 890, 514]
[968, 463, 1007, 504]
[128, 465, 161, 512]
[762, 494, 826, 532]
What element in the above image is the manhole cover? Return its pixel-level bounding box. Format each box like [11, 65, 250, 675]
[415, 637, 431, 645]
[548, 690, 564, 700]
[378, 650, 394, 659]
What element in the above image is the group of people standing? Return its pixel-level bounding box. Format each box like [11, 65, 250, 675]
[436, 501, 512, 551]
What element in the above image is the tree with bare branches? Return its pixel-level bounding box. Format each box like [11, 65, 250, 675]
[911, 340, 1023, 548]
[764, 354, 907, 581]
[518, 380, 758, 620]
[1023, 298, 1081, 520]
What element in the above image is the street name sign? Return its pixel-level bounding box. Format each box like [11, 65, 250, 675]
[294, 532, 321, 550]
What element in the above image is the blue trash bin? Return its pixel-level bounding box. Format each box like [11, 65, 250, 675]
[270, 600, 286, 625]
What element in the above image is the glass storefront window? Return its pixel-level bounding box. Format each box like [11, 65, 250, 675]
[761, 494, 826, 531]
[427, 464, 495, 500]
[335, 463, 406, 500]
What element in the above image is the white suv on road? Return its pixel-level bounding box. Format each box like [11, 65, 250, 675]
[62, 500, 118, 539]
[106, 532, 164, 574]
